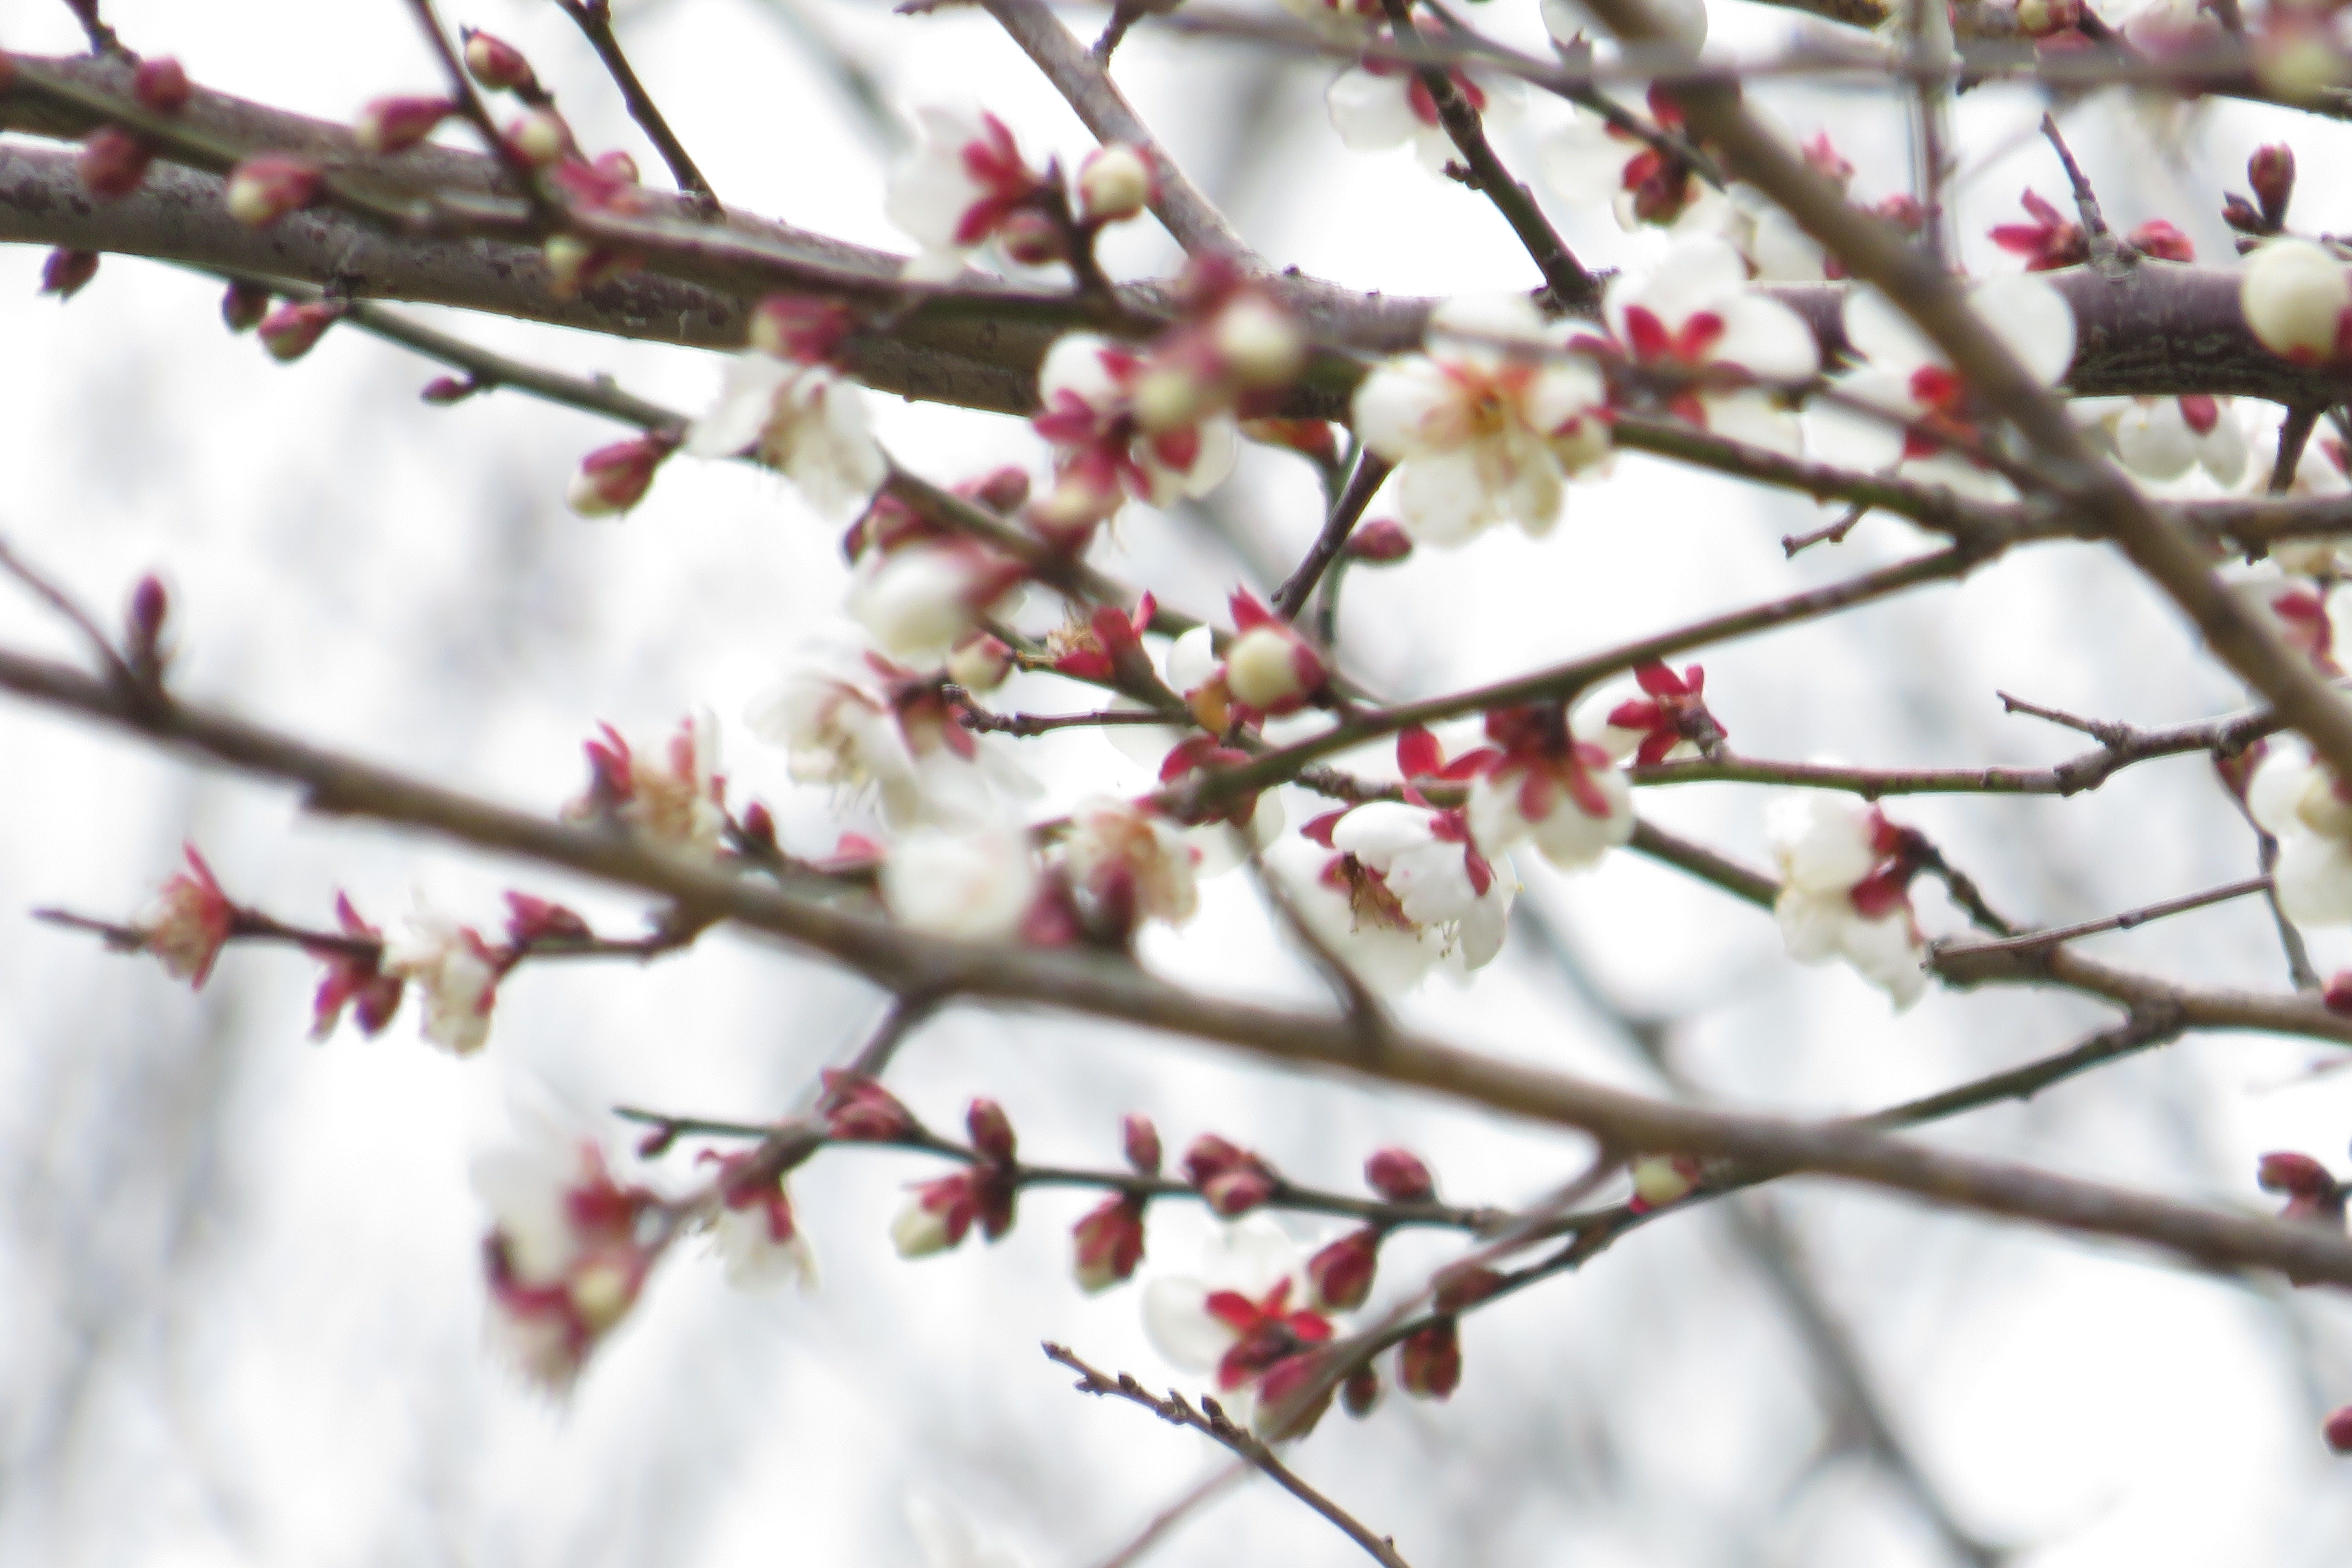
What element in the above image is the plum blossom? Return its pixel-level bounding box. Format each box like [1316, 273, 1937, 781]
[308, 893, 404, 1040]
[1325, 50, 1518, 173]
[1143, 1215, 1336, 1426]
[1464, 704, 1637, 871]
[2073, 394, 2249, 488]
[382, 903, 502, 1054]
[1576, 661, 1723, 764]
[686, 351, 887, 521]
[1988, 188, 2088, 273]
[1602, 235, 1818, 451]
[1058, 796, 1201, 935]
[1071, 1194, 1148, 1291]
[2236, 576, 2337, 677]
[846, 539, 1025, 664]
[748, 643, 1034, 826]
[565, 714, 728, 860]
[1806, 274, 2077, 498]
[2250, 426, 2352, 576]
[2249, 747, 2352, 925]
[1352, 294, 1611, 545]
[472, 1117, 676, 1390]
[700, 1149, 817, 1291]
[1765, 793, 1930, 1008]
[885, 108, 1046, 280]
[881, 821, 1040, 941]
[1268, 801, 1515, 991]
[1539, 90, 1706, 231]
[134, 845, 236, 988]
[892, 1100, 1019, 1255]
[2241, 238, 2352, 365]
[1033, 333, 1238, 524]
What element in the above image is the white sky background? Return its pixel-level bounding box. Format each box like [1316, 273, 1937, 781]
[5, 0, 2352, 1562]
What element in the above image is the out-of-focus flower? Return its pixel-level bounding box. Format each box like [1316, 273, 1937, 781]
[1396, 1316, 1462, 1399]
[700, 1149, 818, 1291]
[1765, 793, 1930, 1009]
[1325, 48, 1518, 173]
[566, 434, 674, 517]
[39, 248, 98, 301]
[892, 1100, 1020, 1254]
[1988, 188, 2088, 272]
[1306, 1226, 1380, 1310]
[1072, 1194, 1148, 1291]
[882, 822, 1040, 941]
[566, 714, 729, 859]
[1578, 661, 1722, 764]
[1628, 1152, 1703, 1210]
[1033, 332, 1238, 524]
[382, 904, 503, 1055]
[2257, 1151, 2347, 1227]
[886, 108, 1047, 280]
[2236, 577, 2338, 677]
[2242, 238, 2352, 365]
[1059, 796, 1201, 939]
[686, 349, 887, 521]
[355, 94, 456, 154]
[847, 540, 1025, 664]
[1465, 705, 1636, 871]
[2250, 746, 2352, 925]
[308, 893, 404, 1040]
[1143, 1215, 1337, 1422]
[1539, 89, 1703, 231]
[1365, 1147, 1435, 1203]
[473, 1117, 673, 1390]
[1183, 1134, 1283, 1217]
[134, 845, 236, 989]
[1602, 236, 1818, 451]
[1353, 294, 1611, 546]
[2073, 395, 2248, 487]
[1075, 143, 1153, 225]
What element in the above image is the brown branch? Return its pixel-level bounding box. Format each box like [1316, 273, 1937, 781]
[1044, 1344, 1415, 1568]
[2039, 111, 2120, 272]
[552, 0, 720, 209]
[1946, 875, 2271, 956]
[1272, 452, 1390, 622]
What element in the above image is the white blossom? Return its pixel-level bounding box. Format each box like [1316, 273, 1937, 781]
[2074, 395, 2249, 488]
[1604, 236, 1818, 452]
[886, 107, 1042, 281]
[846, 542, 1017, 664]
[2241, 237, 2352, 364]
[882, 822, 1039, 941]
[1060, 796, 1201, 930]
[2250, 748, 2352, 925]
[1352, 294, 1611, 545]
[686, 353, 887, 521]
[1764, 793, 1929, 1009]
[382, 904, 500, 1056]
[1267, 804, 1514, 991]
[1325, 59, 1518, 174]
[1141, 1215, 1334, 1424]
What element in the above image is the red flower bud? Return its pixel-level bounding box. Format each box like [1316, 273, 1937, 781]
[221, 279, 272, 333]
[1307, 1229, 1380, 1311]
[355, 95, 456, 155]
[463, 29, 539, 93]
[566, 435, 673, 516]
[2222, 193, 2265, 234]
[507, 109, 573, 168]
[421, 375, 478, 405]
[1342, 1364, 1382, 1418]
[39, 248, 98, 301]
[1202, 1167, 1278, 1216]
[78, 127, 155, 199]
[256, 301, 341, 362]
[967, 1098, 1018, 1166]
[997, 207, 1067, 267]
[592, 150, 640, 186]
[1071, 1194, 1147, 1292]
[1397, 1318, 1461, 1400]
[503, 891, 593, 948]
[739, 800, 779, 853]
[2127, 219, 2195, 263]
[1364, 1146, 1434, 1203]
[2327, 1403, 2352, 1454]
[969, 466, 1032, 514]
[1182, 1133, 1244, 1186]
[2326, 970, 2352, 1016]
[128, 575, 169, 655]
[822, 1072, 919, 1142]
[1256, 1352, 1336, 1439]
[636, 1124, 679, 1159]
[2251, 143, 2297, 229]
[1345, 520, 1415, 564]
[2258, 1152, 2346, 1229]
[225, 155, 324, 227]
[132, 57, 191, 115]
[1432, 1264, 1504, 1313]
[1122, 1113, 1162, 1176]
[1183, 1134, 1280, 1214]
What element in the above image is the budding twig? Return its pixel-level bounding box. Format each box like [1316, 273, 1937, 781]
[1272, 453, 1391, 622]
[552, 0, 720, 211]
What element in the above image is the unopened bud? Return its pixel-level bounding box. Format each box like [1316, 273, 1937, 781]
[420, 375, 479, 405]
[1122, 1113, 1162, 1176]
[1132, 361, 1214, 434]
[2327, 1403, 2352, 1454]
[2326, 970, 2352, 1015]
[822, 1070, 919, 1142]
[967, 1098, 1018, 1165]
[1432, 1264, 1504, 1313]
[132, 57, 191, 114]
[78, 127, 155, 200]
[464, 29, 539, 93]
[1070, 1194, 1147, 1292]
[1076, 143, 1153, 224]
[1225, 625, 1320, 712]
[543, 235, 635, 298]
[1256, 1353, 1336, 1439]
[1202, 1166, 1278, 1216]
[1212, 295, 1305, 388]
[593, 149, 641, 186]
[997, 206, 1067, 267]
[1342, 1364, 1382, 1418]
[2222, 193, 2265, 234]
[968, 466, 1031, 514]
[1397, 1318, 1461, 1400]
[225, 155, 324, 227]
[256, 300, 341, 362]
[635, 1123, 679, 1159]
[566, 435, 671, 517]
[39, 249, 98, 301]
[127, 575, 169, 678]
[2127, 219, 2194, 262]
[355, 94, 455, 155]
[2251, 143, 2298, 229]
[220, 279, 272, 333]
[508, 109, 573, 167]
[1307, 1229, 1380, 1311]
[1870, 192, 1926, 234]
[1346, 519, 1414, 564]
[2254, 27, 2348, 100]
[946, 633, 1014, 694]
[1364, 1146, 1434, 1203]
[1629, 1152, 1701, 1210]
[2241, 238, 2352, 364]
[739, 800, 779, 852]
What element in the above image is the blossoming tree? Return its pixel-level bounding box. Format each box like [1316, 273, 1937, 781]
[15, 0, 2352, 1556]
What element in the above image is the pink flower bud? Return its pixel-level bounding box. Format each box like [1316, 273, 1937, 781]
[635, 1124, 678, 1159]
[1364, 1147, 1434, 1203]
[968, 466, 1032, 514]
[1202, 1166, 1278, 1216]
[39, 248, 98, 301]
[421, 375, 478, 405]
[542, 235, 635, 299]
[750, 295, 854, 364]
[1071, 1194, 1147, 1292]
[78, 127, 154, 200]
[740, 800, 779, 853]
[566, 435, 672, 516]
[256, 301, 340, 362]
[2326, 970, 2352, 1015]
[2257, 1151, 2345, 1229]
[822, 1071, 919, 1142]
[1342, 1364, 1382, 1417]
[2127, 219, 2194, 263]
[1397, 1318, 1461, 1400]
[1182, 1132, 1243, 1186]
[967, 1098, 1018, 1166]
[1225, 626, 1318, 712]
[1076, 143, 1153, 224]
[355, 94, 456, 155]
[2251, 143, 2297, 228]
[2222, 193, 2264, 234]
[1629, 1152, 1703, 1211]
[997, 206, 1068, 267]
[1307, 1229, 1380, 1311]
[225, 155, 324, 227]
[464, 29, 539, 93]
[1432, 1264, 1504, 1313]
[593, 149, 641, 186]
[133, 57, 191, 114]
[507, 109, 573, 168]
[503, 891, 593, 948]
[1122, 1113, 1162, 1176]
[221, 279, 272, 333]
[1345, 519, 1415, 564]
[1211, 295, 1303, 388]
[2327, 1403, 2352, 1454]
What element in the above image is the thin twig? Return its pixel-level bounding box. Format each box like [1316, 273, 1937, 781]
[1273, 453, 1390, 622]
[1944, 875, 2270, 956]
[1044, 1344, 1415, 1568]
[2038, 111, 2120, 271]
[554, 0, 720, 210]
